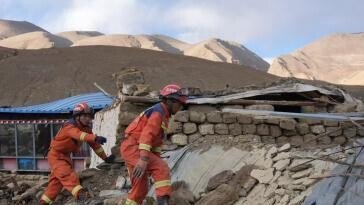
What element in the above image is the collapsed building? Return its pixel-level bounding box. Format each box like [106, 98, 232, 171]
[2, 68, 364, 205]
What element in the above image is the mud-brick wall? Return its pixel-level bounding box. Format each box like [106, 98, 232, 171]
[168, 106, 363, 148]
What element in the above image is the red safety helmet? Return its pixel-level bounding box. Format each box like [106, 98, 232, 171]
[72, 102, 94, 116]
[160, 84, 188, 104]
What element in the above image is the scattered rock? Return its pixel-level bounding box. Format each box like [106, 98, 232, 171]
[196, 184, 238, 205]
[288, 159, 312, 172]
[273, 159, 291, 171]
[291, 168, 312, 179]
[273, 152, 291, 162]
[250, 168, 274, 184]
[115, 176, 126, 190]
[206, 170, 234, 191]
[278, 143, 291, 152]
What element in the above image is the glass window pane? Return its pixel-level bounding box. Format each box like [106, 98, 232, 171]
[0, 124, 16, 156]
[35, 124, 52, 157]
[17, 124, 34, 156]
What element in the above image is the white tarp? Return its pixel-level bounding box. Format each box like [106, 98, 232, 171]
[188, 83, 340, 104]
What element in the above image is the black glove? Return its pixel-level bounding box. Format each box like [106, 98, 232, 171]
[95, 136, 107, 145]
[104, 154, 115, 163]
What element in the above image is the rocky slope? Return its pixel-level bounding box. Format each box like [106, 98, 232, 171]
[269, 33, 364, 85]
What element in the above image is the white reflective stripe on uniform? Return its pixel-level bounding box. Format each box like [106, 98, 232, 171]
[95, 147, 104, 154]
[155, 180, 171, 188]
[138, 143, 152, 151]
[41, 194, 53, 204]
[125, 198, 138, 205]
[79, 132, 87, 141]
[71, 185, 83, 196]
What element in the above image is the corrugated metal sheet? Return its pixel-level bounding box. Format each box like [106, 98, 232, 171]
[0, 92, 114, 114]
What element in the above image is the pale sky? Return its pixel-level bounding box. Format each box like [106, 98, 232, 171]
[1, 0, 363, 60]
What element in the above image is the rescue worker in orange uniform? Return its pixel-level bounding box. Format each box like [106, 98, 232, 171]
[40, 102, 115, 204]
[121, 84, 188, 205]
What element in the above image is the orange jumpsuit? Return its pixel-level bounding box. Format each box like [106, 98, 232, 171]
[40, 119, 107, 204]
[121, 103, 172, 205]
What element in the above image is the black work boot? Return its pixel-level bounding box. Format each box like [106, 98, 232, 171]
[157, 196, 169, 205]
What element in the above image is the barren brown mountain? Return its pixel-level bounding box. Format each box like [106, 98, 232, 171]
[0, 46, 278, 106]
[269, 33, 364, 85]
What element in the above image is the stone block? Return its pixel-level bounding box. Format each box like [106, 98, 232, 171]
[323, 120, 339, 127]
[276, 136, 289, 146]
[290, 136, 304, 146]
[283, 129, 297, 136]
[237, 114, 253, 124]
[183, 123, 197, 134]
[189, 111, 206, 123]
[188, 105, 218, 113]
[257, 124, 270, 135]
[245, 104, 274, 111]
[237, 134, 261, 143]
[279, 118, 297, 130]
[298, 118, 321, 125]
[199, 124, 215, 135]
[317, 136, 331, 145]
[273, 159, 291, 171]
[327, 127, 342, 137]
[310, 125, 325, 134]
[242, 124, 256, 134]
[333, 136, 346, 145]
[228, 123, 242, 136]
[174, 111, 189, 122]
[343, 127, 357, 138]
[215, 124, 229, 135]
[167, 121, 182, 134]
[250, 168, 275, 184]
[206, 112, 223, 123]
[270, 125, 282, 137]
[252, 116, 265, 124]
[265, 117, 280, 125]
[171, 134, 188, 146]
[222, 113, 237, 123]
[303, 134, 317, 146]
[296, 123, 309, 135]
